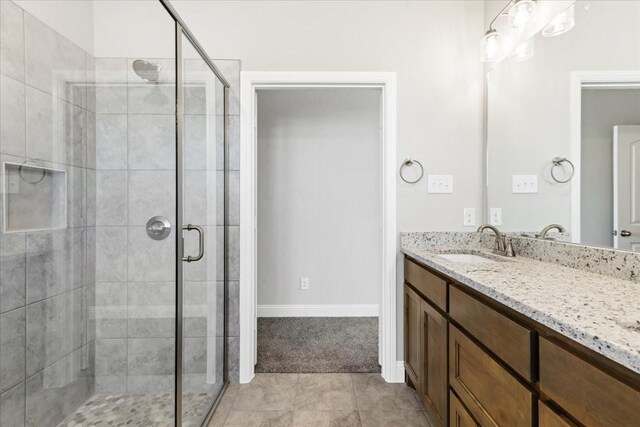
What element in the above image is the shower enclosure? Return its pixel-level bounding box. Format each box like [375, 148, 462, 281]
[0, 0, 229, 425]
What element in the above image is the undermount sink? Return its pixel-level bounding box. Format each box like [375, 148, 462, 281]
[438, 253, 497, 263]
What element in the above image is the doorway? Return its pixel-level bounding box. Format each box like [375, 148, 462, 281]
[255, 88, 381, 373]
[579, 86, 640, 249]
[569, 71, 640, 247]
[613, 125, 640, 250]
[239, 72, 399, 384]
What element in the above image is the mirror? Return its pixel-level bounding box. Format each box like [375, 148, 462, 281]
[486, 0, 640, 250]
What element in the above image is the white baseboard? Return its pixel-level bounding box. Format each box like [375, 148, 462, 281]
[257, 304, 379, 318]
[382, 360, 405, 383]
[394, 360, 405, 383]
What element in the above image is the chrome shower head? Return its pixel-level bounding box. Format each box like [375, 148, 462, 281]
[132, 59, 162, 82]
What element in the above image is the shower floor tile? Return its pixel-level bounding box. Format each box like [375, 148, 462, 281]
[58, 392, 213, 427]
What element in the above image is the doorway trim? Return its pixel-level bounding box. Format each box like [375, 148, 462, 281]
[239, 71, 398, 384]
[569, 70, 640, 243]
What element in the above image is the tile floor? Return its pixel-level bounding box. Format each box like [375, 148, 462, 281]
[208, 373, 434, 427]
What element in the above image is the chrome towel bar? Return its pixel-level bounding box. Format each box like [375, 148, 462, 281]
[400, 158, 424, 184]
[550, 157, 575, 183]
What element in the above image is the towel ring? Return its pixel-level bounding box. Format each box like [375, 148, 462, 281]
[550, 157, 575, 183]
[399, 158, 424, 184]
[18, 161, 46, 185]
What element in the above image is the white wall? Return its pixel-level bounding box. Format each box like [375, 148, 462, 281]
[11, 0, 176, 57]
[581, 89, 640, 247]
[257, 88, 381, 308]
[172, 0, 485, 231]
[171, 0, 486, 358]
[93, 0, 175, 58]
[14, 0, 95, 53]
[487, 1, 640, 234]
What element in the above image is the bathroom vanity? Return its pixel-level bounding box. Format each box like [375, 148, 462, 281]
[457, 2, 640, 423]
[401, 233, 640, 427]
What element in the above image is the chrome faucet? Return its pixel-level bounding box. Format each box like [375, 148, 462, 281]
[537, 224, 566, 239]
[477, 224, 515, 257]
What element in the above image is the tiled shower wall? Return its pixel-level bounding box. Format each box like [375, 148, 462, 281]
[89, 47, 241, 389]
[92, 56, 178, 394]
[91, 57, 240, 391]
[1, 0, 242, 425]
[0, 2, 96, 425]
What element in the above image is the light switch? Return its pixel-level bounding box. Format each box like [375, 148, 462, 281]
[427, 175, 453, 194]
[490, 208, 502, 226]
[512, 175, 538, 193]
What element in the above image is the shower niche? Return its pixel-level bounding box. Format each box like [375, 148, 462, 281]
[2, 162, 67, 232]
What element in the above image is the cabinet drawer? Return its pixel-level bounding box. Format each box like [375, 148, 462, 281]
[449, 286, 533, 381]
[449, 325, 533, 427]
[449, 391, 479, 427]
[538, 402, 576, 427]
[539, 338, 640, 427]
[405, 258, 447, 310]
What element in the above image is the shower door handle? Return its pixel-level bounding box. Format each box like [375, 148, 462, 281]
[182, 224, 204, 262]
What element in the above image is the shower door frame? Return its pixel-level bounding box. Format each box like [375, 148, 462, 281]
[159, 1, 231, 426]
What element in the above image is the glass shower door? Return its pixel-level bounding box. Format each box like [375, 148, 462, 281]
[0, 0, 228, 424]
[89, 2, 179, 424]
[178, 30, 228, 426]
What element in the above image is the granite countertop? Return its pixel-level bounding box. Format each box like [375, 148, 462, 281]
[401, 244, 640, 375]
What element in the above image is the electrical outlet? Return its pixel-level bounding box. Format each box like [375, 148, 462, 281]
[490, 208, 502, 226]
[512, 175, 538, 193]
[427, 175, 453, 194]
[300, 277, 309, 290]
[463, 208, 476, 227]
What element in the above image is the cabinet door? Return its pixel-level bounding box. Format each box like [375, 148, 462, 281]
[539, 402, 577, 427]
[404, 284, 422, 386]
[422, 299, 448, 427]
[450, 391, 479, 427]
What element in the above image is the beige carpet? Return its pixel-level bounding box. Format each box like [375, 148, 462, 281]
[255, 317, 380, 373]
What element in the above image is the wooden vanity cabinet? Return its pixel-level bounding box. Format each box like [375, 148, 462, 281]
[404, 284, 423, 388]
[449, 325, 533, 427]
[405, 258, 447, 310]
[450, 391, 479, 427]
[404, 258, 449, 426]
[403, 255, 640, 427]
[538, 402, 577, 427]
[449, 286, 533, 382]
[421, 299, 448, 426]
[539, 338, 640, 427]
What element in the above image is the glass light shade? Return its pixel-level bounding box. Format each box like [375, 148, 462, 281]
[542, 5, 575, 37]
[480, 30, 502, 62]
[512, 38, 534, 62]
[508, 0, 536, 33]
